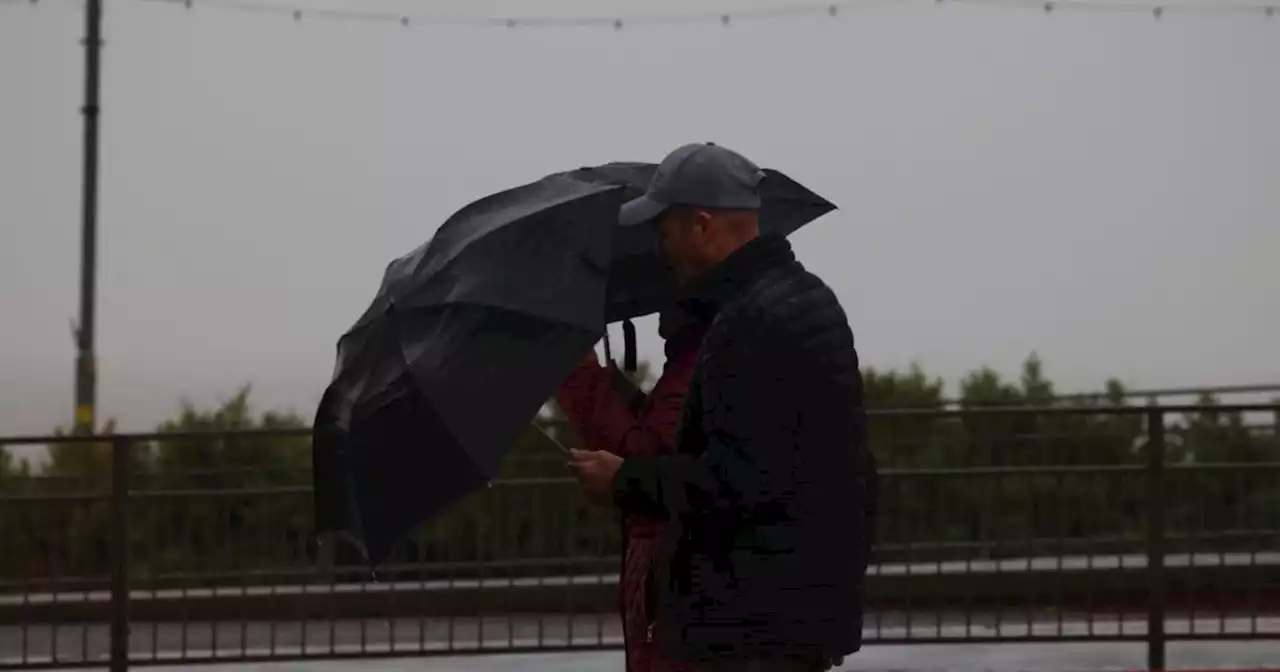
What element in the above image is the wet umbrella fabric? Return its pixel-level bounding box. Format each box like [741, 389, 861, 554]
[312, 163, 834, 566]
[313, 179, 625, 566]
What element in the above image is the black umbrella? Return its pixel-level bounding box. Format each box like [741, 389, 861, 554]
[313, 163, 834, 566]
[313, 178, 626, 565]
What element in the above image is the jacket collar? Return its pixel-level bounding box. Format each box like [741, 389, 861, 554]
[678, 233, 796, 319]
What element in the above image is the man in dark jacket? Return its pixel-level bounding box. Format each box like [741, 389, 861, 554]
[569, 143, 878, 671]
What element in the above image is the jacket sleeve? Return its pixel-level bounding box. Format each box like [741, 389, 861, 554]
[556, 343, 700, 459]
[613, 320, 798, 525]
[610, 343, 699, 459]
[554, 359, 636, 453]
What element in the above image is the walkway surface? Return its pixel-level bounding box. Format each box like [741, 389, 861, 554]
[3, 616, 1278, 671]
[136, 641, 1280, 672]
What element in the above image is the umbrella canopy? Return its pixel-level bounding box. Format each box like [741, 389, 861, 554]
[564, 163, 836, 321]
[313, 162, 835, 566]
[313, 178, 625, 565]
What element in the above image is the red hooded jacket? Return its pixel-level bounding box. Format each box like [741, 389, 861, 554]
[555, 322, 704, 672]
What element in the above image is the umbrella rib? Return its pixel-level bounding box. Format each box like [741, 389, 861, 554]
[408, 181, 623, 281]
[395, 297, 607, 333]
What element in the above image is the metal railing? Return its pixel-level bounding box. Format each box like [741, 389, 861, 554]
[0, 404, 1277, 671]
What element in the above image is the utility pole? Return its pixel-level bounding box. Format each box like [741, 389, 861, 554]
[75, 0, 103, 435]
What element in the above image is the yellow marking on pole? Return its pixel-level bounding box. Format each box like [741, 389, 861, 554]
[75, 404, 95, 428]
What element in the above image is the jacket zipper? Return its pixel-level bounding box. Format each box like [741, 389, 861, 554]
[644, 556, 659, 644]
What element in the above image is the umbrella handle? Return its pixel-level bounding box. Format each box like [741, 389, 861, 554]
[622, 319, 637, 374]
[599, 321, 637, 373]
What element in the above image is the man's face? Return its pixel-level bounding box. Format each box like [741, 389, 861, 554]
[653, 208, 710, 285]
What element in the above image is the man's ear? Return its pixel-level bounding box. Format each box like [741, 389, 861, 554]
[692, 209, 715, 235]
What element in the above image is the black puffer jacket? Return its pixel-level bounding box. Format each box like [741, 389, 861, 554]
[614, 233, 878, 663]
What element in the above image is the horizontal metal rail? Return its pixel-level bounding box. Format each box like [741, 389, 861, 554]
[2, 403, 1276, 445]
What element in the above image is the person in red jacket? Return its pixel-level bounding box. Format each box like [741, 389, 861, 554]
[555, 308, 706, 672]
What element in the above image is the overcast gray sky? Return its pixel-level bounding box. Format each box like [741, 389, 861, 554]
[2, 0, 1277, 437]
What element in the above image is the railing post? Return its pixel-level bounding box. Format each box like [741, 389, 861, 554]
[1145, 407, 1166, 672]
[109, 437, 131, 672]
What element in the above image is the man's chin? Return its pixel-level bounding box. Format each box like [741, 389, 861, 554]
[669, 264, 700, 286]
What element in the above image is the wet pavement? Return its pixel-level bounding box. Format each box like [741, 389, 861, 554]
[136, 640, 1279, 672]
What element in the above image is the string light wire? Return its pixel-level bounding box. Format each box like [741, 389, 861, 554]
[6, 0, 1277, 25]
[147, 0, 1280, 25]
[137, 0, 902, 27]
[963, 0, 1274, 17]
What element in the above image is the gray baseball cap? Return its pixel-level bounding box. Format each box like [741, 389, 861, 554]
[618, 142, 766, 227]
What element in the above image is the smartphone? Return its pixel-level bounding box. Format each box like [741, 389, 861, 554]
[534, 424, 572, 455]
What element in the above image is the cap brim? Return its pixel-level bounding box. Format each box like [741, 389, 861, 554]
[618, 194, 669, 227]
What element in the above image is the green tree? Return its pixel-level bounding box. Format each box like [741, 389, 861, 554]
[0, 447, 32, 494]
[43, 418, 127, 492]
[32, 419, 133, 578]
[0, 449, 37, 579]
[0, 447, 21, 481]
[140, 386, 311, 574]
[150, 386, 309, 488]
[1163, 392, 1279, 543]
